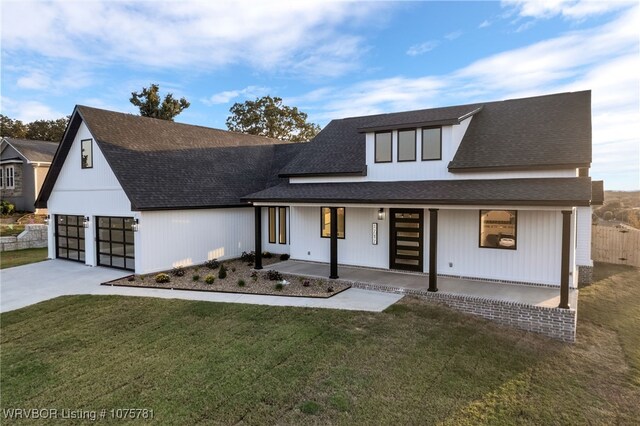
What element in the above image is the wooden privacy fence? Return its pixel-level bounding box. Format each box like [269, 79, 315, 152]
[592, 225, 640, 267]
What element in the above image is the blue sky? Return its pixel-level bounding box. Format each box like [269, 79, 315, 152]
[2, 0, 638, 189]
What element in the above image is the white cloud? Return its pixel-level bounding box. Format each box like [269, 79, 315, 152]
[1, 1, 386, 78]
[503, 0, 634, 20]
[479, 20, 492, 28]
[204, 86, 270, 105]
[1, 97, 66, 122]
[299, 5, 640, 189]
[444, 30, 463, 40]
[406, 40, 439, 56]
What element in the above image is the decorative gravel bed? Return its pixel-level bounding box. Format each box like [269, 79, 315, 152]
[103, 254, 350, 298]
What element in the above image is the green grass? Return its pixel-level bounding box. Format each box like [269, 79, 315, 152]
[1, 264, 639, 425]
[0, 224, 25, 237]
[0, 247, 48, 269]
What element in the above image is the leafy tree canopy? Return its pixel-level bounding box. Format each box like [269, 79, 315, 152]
[226, 96, 320, 142]
[1, 114, 69, 142]
[130, 84, 190, 121]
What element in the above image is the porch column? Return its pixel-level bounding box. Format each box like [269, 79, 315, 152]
[254, 206, 263, 270]
[428, 208, 438, 292]
[329, 207, 339, 279]
[559, 210, 572, 309]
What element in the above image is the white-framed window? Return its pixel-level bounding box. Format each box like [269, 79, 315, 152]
[5, 166, 15, 189]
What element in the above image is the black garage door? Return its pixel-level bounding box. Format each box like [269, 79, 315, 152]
[55, 215, 86, 262]
[97, 216, 135, 271]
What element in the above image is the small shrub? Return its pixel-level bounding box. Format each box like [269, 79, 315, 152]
[205, 275, 215, 284]
[171, 266, 185, 277]
[206, 259, 221, 269]
[127, 275, 135, 282]
[240, 251, 255, 263]
[139, 275, 145, 281]
[274, 282, 284, 291]
[238, 279, 246, 287]
[263, 251, 273, 259]
[266, 270, 283, 281]
[231, 267, 236, 272]
[192, 274, 200, 281]
[155, 273, 170, 284]
[0, 200, 15, 216]
[250, 271, 258, 281]
[280, 253, 290, 261]
[327, 286, 334, 293]
[218, 264, 227, 279]
[303, 280, 310, 287]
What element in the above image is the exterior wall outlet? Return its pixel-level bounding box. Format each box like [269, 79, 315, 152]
[449, 262, 453, 267]
[307, 251, 311, 256]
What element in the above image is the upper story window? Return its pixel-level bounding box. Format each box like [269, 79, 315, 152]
[397, 129, 416, 162]
[421, 127, 441, 161]
[81, 139, 93, 169]
[5, 166, 14, 189]
[479, 210, 517, 250]
[374, 132, 392, 163]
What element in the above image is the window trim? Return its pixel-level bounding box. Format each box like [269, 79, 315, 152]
[278, 207, 287, 244]
[0, 166, 3, 188]
[5, 165, 14, 189]
[421, 126, 442, 161]
[320, 207, 345, 239]
[81, 138, 94, 169]
[397, 129, 417, 162]
[374, 131, 393, 163]
[268, 207, 277, 244]
[478, 210, 518, 250]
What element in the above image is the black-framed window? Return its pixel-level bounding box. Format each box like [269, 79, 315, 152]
[421, 127, 441, 161]
[375, 131, 392, 163]
[397, 129, 416, 162]
[321, 207, 345, 239]
[268, 207, 276, 243]
[278, 207, 287, 244]
[479, 210, 517, 250]
[81, 139, 93, 169]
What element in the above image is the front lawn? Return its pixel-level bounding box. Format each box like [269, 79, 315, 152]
[0, 247, 48, 269]
[1, 264, 638, 424]
[0, 224, 25, 237]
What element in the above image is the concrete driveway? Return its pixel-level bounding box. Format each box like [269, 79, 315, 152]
[0, 259, 402, 313]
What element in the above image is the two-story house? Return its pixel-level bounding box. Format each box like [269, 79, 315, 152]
[35, 91, 602, 340]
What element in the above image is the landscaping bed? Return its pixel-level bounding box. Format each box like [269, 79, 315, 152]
[104, 253, 350, 298]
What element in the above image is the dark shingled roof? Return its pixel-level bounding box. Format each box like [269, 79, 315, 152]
[36, 106, 304, 210]
[244, 177, 594, 207]
[2, 138, 59, 163]
[279, 91, 591, 177]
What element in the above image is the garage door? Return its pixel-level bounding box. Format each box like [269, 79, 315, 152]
[97, 216, 135, 271]
[55, 215, 86, 262]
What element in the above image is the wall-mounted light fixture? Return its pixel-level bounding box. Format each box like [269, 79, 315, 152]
[44, 214, 50, 225]
[131, 218, 139, 232]
[377, 208, 386, 220]
[83, 216, 90, 228]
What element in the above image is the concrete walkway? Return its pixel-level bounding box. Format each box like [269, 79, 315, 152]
[0, 260, 402, 313]
[269, 260, 578, 308]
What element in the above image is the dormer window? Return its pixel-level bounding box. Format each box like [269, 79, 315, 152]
[81, 139, 93, 169]
[397, 129, 416, 162]
[374, 131, 392, 163]
[422, 127, 441, 161]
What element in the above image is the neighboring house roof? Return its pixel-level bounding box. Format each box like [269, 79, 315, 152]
[591, 181, 604, 206]
[1, 137, 59, 163]
[243, 177, 594, 207]
[279, 91, 592, 177]
[36, 106, 305, 210]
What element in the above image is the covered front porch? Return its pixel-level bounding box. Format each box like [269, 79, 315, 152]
[268, 260, 579, 342]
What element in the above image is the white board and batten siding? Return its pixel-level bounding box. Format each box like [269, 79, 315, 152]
[137, 208, 254, 275]
[46, 122, 136, 267]
[289, 206, 572, 287]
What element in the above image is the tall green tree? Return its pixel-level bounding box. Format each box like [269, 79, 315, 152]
[226, 96, 320, 142]
[0, 115, 28, 139]
[26, 117, 69, 142]
[130, 84, 190, 121]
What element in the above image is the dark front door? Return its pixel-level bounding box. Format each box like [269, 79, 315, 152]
[96, 216, 135, 271]
[390, 209, 424, 272]
[55, 215, 86, 262]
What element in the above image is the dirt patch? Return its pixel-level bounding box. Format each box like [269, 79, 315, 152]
[104, 256, 350, 298]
